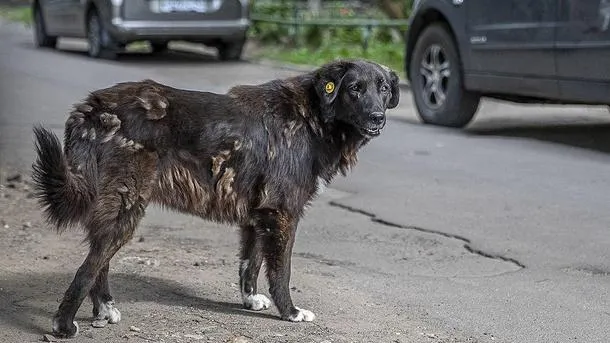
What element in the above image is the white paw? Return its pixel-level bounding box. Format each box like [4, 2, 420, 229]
[288, 307, 316, 322]
[91, 319, 108, 328]
[106, 306, 121, 324]
[92, 301, 121, 327]
[243, 294, 271, 311]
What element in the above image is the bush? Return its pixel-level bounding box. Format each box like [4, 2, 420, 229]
[0, 5, 32, 26]
[249, 1, 407, 77]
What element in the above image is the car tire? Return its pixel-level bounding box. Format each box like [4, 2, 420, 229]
[409, 23, 480, 128]
[33, 4, 57, 48]
[218, 40, 244, 61]
[86, 9, 117, 60]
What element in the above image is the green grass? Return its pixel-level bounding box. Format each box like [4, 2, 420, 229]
[0, 6, 32, 26]
[253, 40, 406, 78]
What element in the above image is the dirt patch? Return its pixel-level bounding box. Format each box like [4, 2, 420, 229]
[0, 169, 484, 343]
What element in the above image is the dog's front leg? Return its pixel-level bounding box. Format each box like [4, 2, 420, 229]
[256, 210, 315, 322]
[239, 224, 271, 311]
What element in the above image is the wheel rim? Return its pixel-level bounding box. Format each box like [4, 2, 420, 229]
[419, 44, 451, 110]
[88, 15, 101, 56]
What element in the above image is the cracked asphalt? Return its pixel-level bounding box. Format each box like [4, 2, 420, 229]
[1, 19, 609, 343]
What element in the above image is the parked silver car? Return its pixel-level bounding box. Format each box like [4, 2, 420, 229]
[32, 0, 250, 60]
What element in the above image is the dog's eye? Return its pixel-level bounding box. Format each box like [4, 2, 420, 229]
[349, 84, 361, 93]
[380, 84, 390, 93]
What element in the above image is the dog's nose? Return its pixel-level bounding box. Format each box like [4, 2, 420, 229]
[370, 112, 385, 126]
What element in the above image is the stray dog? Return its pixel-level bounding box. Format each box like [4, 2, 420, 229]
[32, 59, 400, 338]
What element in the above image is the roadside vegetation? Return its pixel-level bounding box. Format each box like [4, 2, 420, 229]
[249, 0, 412, 77]
[0, 5, 31, 26]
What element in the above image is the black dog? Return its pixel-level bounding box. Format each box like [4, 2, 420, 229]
[32, 59, 400, 338]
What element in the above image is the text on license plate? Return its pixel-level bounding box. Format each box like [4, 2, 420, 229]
[157, 0, 223, 13]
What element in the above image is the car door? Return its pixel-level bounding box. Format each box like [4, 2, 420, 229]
[555, 0, 610, 103]
[464, 0, 559, 98]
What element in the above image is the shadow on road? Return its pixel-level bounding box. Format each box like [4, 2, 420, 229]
[115, 49, 223, 66]
[18, 40, 230, 65]
[0, 272, 278, 336]
[467, 122, 610, 154]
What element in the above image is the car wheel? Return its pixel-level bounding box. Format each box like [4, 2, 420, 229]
[33, 4, 57, 48]
[410, 23, 480, 128]
[218, 40, 244, 61]
[87, 9, 117, 59]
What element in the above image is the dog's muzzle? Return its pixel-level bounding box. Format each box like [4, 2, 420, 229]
[361, 112, 386, 137]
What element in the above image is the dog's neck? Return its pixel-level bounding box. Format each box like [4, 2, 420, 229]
[322, 122, 370, 180]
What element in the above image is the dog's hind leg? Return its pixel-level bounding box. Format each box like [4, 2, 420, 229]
[52, 225, 136, 337]
[88, 262, 121, 327]
[51, 150, 157, 338]
[253, 209, 315, 322]
[239, 224, 271, 311]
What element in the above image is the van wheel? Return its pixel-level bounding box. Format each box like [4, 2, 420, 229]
[33, 4, 57, 48]
[218, 40, 244, 61]
[87, 9, 117, 59]
[410, 23, 480, 128]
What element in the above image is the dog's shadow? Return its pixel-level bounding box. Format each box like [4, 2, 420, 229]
[0, 272, 278, 336]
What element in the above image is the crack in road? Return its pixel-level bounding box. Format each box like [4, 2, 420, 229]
[328, 201, 526, 270]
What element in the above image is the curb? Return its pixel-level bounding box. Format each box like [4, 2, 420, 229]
[247, 58, 411, 91]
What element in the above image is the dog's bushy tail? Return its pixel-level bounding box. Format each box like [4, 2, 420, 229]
[32, 126, 97, 230]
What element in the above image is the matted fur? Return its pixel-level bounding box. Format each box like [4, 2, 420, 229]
[32, 59, 400, 338]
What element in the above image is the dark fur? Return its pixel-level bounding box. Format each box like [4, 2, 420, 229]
[32, 59, 400, 337]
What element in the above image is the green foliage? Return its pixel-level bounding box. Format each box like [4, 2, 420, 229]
[250, 21, 291, 44]
[0, 6, 32, 26]
[329, 27, 363, 46]
[303, 25, 324, 47]
[248, 1, 295, 44]
[254, 39, 405, 79]
[250, 1, 407, 78]
[374, 26, 395, 44]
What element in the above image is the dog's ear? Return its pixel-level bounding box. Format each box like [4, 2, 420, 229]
[387, 69, 400, 109]
[313, 61, 351, 122]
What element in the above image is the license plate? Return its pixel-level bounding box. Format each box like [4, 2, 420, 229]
[155, 0, 222, 13]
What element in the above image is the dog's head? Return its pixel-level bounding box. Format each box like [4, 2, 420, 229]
[313, 59, 400, 137]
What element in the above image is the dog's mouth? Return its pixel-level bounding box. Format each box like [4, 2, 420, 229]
[359, 125, 383, 138]
[362, 127, 381, 137]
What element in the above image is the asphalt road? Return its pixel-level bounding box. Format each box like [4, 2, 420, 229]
[1, 19, 609, 343]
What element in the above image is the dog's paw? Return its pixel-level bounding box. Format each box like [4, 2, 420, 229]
[243, 294, 271, 311]
[288, 307, 316, 322]
[52, 317, 80, 338]
[92, 301, 121, 328]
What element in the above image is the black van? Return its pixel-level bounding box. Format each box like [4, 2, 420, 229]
[405, 0, 610, 127]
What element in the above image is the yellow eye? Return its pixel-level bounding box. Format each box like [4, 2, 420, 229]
[325, 82, 335, 94]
